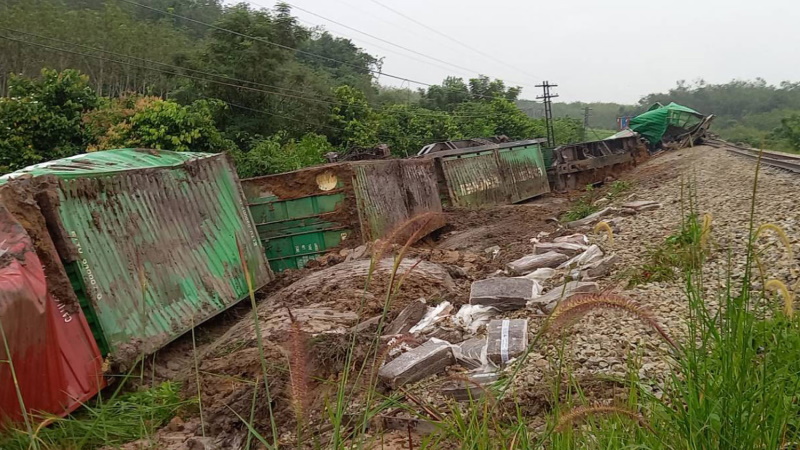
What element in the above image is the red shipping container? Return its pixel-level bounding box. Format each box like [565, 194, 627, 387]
[0, 203, 105, 427]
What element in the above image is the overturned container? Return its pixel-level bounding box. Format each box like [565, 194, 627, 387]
[421, 139, 551, 207]
[549, 135, 648, 191]
[0, 184, 105, 426]
[242, 158, 445, 272]
[0, 149, 272, 361]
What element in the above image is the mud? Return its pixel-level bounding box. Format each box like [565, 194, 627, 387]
[0, 179, 80, 311]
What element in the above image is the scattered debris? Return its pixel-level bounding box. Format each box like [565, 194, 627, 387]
[441, 372, 498, 401]
[484, 245, 501, 259]
[553, 234, 589, 245]
[565, 207, 617, 229]
[378, 338, 455, 388]
[409, 302, 453, 335]
[384, 299, 428, 336]
[558, 244, 604, 269]
[506, 251, 569, 275]
[622, 200, 661, 213]
[520, 267, 558, 282]
[533, 242, 588, 257]
[581, 255, 620, 280]
[453, 305, 497, 334]
[454, 337, 488, 370]
[486, 319, 528, 365]
[528, 281, 600, 313]
[470, 278, 540, 311]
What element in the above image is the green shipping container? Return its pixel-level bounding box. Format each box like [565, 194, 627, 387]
[428, 140, 551, 207]
[241, 159, 445, 273]
[0, 149, 272, 359]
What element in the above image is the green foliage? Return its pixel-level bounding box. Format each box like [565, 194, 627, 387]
[85, 96, 235, 153]
[232, 132, 333, 178]
[329, 85, 379, 149]
[0, 69, 97, 172]
[777, 113, 800, 151]
[421, 75, 521, 111]
[377, 104, 460, 157]
[0, 382, 187, 450]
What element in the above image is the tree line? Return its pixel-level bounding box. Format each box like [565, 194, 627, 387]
[0, 0, 582, 177]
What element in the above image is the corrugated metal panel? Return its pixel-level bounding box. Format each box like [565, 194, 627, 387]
[0, 199, 105, 426]
[436, 143, 550, 207]
[243, 160, 445, 273]
[497, 145, 550, 203]
[0, 148, 209, 183]
[37, 151, 271, 358]
[242, 165, 357, 272]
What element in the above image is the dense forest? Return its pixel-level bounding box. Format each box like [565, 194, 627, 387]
[0, 0, 582, 177]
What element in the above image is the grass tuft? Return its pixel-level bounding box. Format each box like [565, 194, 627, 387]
[592, 221, 614, 244]
[765, 279, 794, 317]
[554, 404, 651, 432]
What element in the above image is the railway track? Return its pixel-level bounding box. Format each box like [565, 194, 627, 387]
[709, 139, 800, 173]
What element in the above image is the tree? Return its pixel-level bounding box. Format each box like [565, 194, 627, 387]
[231, 132, 333, 178]
[85, 96, 235, 153]
[328, 85, 379, 148]
[377, 104, 460, 156]
[0, 69, 97, 172]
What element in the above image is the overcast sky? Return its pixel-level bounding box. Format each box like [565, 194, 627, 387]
[248, 0, 798, 103]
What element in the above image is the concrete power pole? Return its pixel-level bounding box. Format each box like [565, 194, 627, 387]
[536, 81, 559, 147]
[582, 106, 592, 141]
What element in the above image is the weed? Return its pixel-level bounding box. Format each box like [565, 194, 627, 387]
[0, 382, 187, 450]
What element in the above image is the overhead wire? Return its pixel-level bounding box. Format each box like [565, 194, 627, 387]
[0, 28, 488, 118]
[368, 0, 542, 81]
[117, 0, 523, 101]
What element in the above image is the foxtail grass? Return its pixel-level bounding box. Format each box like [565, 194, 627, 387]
[765, 279, 794, 317]
[554, 405, 651, 432]
[592, 221, 614, 245]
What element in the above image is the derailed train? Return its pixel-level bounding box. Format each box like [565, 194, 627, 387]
[0, 131, 652, 426]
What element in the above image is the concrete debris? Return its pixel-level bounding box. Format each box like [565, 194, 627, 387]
[484, 245, 501, 259]
[344, 244, 368, 262]
[384, 299, 428, 336]
[506, 251, 569, 275]
[441, 372, 498, 401]
[378, 338, 455, 388]
[558, 244, 604, 269]
[409, 301, 453, 334]
[533, 242, 587, 257]
[454, 337, 488, 369]
[470, 278, 539, 311]
[553, 233, 589, 245]
[528, 281, 600, 314]
[352, 315, 382, 333]
[581, 254, 620, 280]
[444, 264, 469, 279]
[486, 319, 528, 365]
[565, 207, 617, 229]
[453, 304, 497, 334]
[520, 267, 558, 283]
[622, 200, 661, 211]
[487, 269, 507, 278]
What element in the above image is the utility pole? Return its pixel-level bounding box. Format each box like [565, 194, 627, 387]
[582, 106, 592, 141]
[536, 81, 559, 147]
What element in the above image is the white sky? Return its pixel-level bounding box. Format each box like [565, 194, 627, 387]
[245, 0, 799, 103]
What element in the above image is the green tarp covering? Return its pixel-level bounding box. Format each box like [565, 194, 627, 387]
[629, 102, 704, 145]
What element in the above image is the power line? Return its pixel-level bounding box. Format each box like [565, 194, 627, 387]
[367, 0, 541, 83]
[0, 28, 489, 118]
[536, 81, 559, 147]
[118, 0, 516, 102]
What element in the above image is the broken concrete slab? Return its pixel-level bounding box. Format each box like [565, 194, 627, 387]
[470, 278, 538, 311]
[533, 242, 587, 257]
[553, 234, 589, 245]
[581, 254, 619, 280]
[558, 244, 604, 269]
[622, 200, 660, 210]
[486, 319, 528, 365]
[520, 267, 558, 283]
[565, 207, 617, 229]
[441, 372, 498, 401]
[384, 299, 427, 336]
[378, 338, 455, 388]
[506, 251, 569, 275]
[528, 281, 600, 314]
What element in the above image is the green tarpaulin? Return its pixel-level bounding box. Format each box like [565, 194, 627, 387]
[629, 102, 704, 145]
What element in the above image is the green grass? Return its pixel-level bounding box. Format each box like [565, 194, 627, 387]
[0, 382, 189, 450]
[562, 180, 632, 222]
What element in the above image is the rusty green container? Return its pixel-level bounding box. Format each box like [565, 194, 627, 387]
[241, 159, 444, 273]
[427, 139, 551, 207]
[0, 149, 272, 359]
